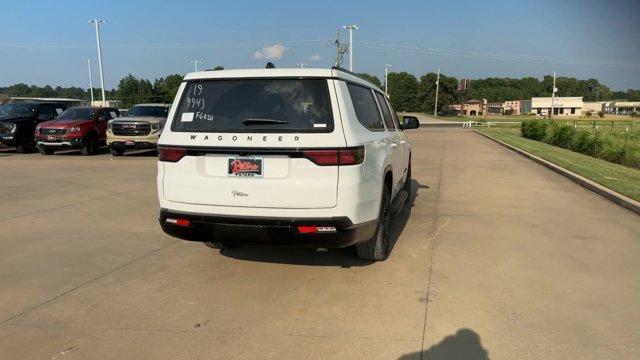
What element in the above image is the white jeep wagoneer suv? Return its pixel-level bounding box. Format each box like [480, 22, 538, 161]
[157, 67, 419, 260]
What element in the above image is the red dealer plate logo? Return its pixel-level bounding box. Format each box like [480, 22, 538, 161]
[228, 157, 263, 177]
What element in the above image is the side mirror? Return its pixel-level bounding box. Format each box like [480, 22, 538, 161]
[402, 116, 420, 130]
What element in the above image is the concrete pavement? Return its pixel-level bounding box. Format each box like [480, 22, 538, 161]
[0, 129, 638, 359]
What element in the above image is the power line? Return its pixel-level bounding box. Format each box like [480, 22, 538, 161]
[357, 41, 640, 67]
[3, 38, 639, 68]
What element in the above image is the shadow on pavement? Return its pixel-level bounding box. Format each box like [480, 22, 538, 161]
[399, 329, 489, 360]
[218, 179, 427, 267]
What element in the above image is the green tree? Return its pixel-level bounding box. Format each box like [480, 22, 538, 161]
[154, 74, 184, 103]
[387, 72, 419, 111]
[8, 83, 31, 96]
[417, 72, 458, 114]
[212, 65, 224, 70]
[355, 73, 382, 88]
[116, 74, 154, 108]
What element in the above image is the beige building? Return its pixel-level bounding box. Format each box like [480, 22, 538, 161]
[503, 100, 521, 115]
[447, 99, 485, 116]
[531, 97, 583, 117]
[91, 100, 120, 108]
[582, 102, 604, 116]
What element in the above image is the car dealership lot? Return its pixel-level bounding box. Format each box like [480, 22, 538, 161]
[1, 129, 639, 359]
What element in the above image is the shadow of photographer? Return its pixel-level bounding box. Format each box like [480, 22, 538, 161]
[399, 328, 489, 360]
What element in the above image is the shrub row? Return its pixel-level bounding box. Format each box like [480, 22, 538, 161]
[520, 120, 640, 169]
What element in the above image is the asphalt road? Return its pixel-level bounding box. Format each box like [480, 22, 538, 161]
[1, 129, 639, 359]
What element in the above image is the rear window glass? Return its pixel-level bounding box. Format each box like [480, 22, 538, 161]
[347, 83, 384, 132]
[171, 79, 334, 133]
[58, 108, 97, 120]
[127, 105, 168, 118]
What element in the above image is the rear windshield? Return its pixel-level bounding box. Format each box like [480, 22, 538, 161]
[58, 108, 97, 120]
[126, 105, 168, 118]
[171, 79, 334, 133]
[0, 103, 37, 118]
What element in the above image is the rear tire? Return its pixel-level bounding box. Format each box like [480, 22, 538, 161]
[404, 161, 412, 194]
[16, 134, 35, 153]
[81, 135, 97, 156]
[109, 147, 124, 156]
[38, 146, 55, 155]
[356, 185, 392, 261]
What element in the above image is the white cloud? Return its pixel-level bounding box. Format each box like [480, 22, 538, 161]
[253, 44, 289, 60]
[309, 54, 321, 61]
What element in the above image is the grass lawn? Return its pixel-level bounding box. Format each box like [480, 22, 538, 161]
[477, 127, 640, 202]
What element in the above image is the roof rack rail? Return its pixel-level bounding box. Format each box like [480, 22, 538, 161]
[331, 66, 359, 77]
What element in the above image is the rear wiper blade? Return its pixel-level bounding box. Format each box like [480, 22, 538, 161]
[242, 118, 289, 125]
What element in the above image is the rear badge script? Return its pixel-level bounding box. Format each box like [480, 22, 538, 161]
[232, 190, 248, 197]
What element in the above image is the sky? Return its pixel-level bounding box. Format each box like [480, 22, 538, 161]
[1, 0, 639, 91]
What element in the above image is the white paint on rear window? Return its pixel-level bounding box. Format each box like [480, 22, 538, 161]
[181, 112, 194, 122]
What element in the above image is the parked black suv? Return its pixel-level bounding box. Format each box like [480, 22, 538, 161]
[0, 102, 68, 153]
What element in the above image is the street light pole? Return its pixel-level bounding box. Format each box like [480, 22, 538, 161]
[343, 24, 358, 71]
[384, 64, 392, 95]
[551, 71, 557, 119]
[84, 59, 94, 104]
[89, 19, 107, 107]
[190, 60, 202, 72]
[434, 68, 440, 117]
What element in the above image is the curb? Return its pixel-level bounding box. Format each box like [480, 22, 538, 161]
[474, 130, 640, 216]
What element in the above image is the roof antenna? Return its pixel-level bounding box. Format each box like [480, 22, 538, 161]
[265, 62, 276, 69]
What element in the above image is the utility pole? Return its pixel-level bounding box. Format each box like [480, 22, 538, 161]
[297, 63, 307, 69]
[89, 19, 107, 107]
[551, 71, 557, 119]
[190, 60, 202, 72]
[343, 24, 358, 71]
[84, 59, 95, 104]
[331, 28, 349, 67]
[434, 68, 440, 117]
[384, 64, 392, 95]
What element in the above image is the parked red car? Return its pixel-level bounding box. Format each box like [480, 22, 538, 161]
[35, 107, 120, 155]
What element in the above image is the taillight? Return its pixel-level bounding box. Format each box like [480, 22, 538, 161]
[158, 147, 187, 162]
[302, 146, 364, 166]
[297, 225, 337, 234]
[166, 218, 191, 227]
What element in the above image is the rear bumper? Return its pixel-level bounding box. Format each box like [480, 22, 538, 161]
[159, 208, 378, 248]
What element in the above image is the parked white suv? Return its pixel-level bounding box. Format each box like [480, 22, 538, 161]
[157, 67, 419, 260]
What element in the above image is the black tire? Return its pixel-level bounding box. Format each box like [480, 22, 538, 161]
[15, 134, 36, 154]
[81, 135, 98, 156]
[404, 160, 412, 194]
[356, 184, 392, 261]
[204, 242, 238, 250]
[38, 146, 55, 155]
[109, 147, 125, 156]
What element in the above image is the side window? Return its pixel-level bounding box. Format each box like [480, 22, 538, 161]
[375, 92, 396, 130]
[384, 97, 402, 130]
[38, 105, 55, 120]
[54, 106, 65, 117]
[98, 111, 108, 121]
[347, 83, 384, 132]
